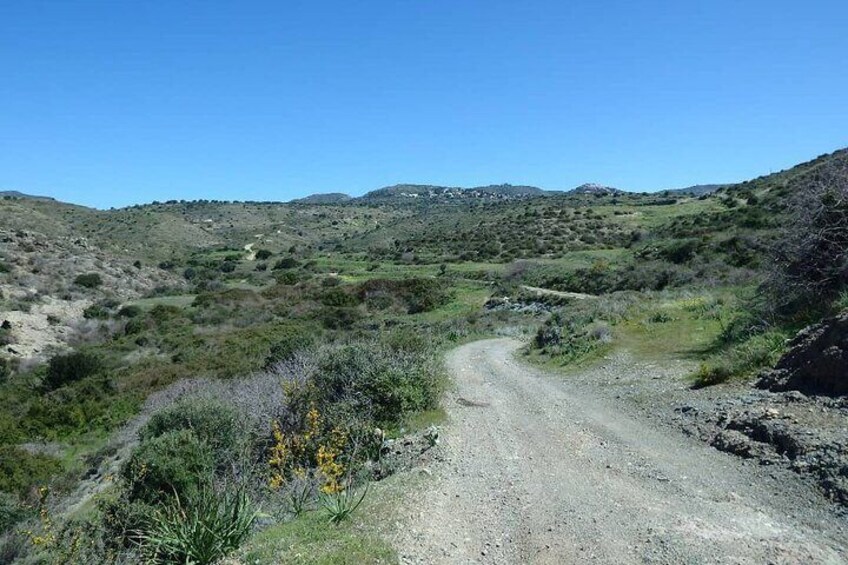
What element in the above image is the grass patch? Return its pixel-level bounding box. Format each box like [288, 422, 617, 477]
[240, 508, 396, 564]
[692, 330, 788, 388]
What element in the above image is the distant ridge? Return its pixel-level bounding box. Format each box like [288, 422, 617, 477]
[569, 183, 623, 195]
[361, 183, 555, 201]
[0, 190, 55, 201]
[292, 192, 352, 204]
[665, 184, 725, 196]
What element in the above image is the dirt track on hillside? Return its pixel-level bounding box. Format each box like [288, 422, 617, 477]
[393, 339, 848, 564]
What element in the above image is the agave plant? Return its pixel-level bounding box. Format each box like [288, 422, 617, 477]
[139, 485, 257, 564]
[318, 479, 369, 524]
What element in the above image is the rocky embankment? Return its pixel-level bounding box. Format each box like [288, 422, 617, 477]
[678, 314, 848, 508]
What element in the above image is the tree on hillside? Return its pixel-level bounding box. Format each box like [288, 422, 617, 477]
[766, 181, 848, 317]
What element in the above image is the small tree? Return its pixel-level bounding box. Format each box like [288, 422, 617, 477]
[44, 351, 103, 390]
[766, 183, 848, 317]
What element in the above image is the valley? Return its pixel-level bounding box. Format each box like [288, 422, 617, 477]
[1, 147, 847, 563]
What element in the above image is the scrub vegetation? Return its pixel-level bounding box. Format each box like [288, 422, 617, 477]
[1, 147, 847, 562]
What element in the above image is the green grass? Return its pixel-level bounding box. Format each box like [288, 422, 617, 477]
[399, 407, 448, 435]
[240, 469, 428, 564]
[525, 289, 738, 375]
[244, 513, 395, 565]
[616, 294, 728, 361]
[692, 330, 789, 388]
[409, 281, 491, 323]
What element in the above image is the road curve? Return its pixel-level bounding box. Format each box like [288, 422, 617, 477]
[393, 339, 848, 564]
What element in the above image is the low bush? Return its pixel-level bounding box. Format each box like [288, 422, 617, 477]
[274, 271, 301, 285]
[273, 257, 300, 270]
[0, 357, 10, 382]
[313, 342, 445, 427]
[139, 399, 243, 466]
[320, 287, 360, 308]
[0, 492, 25, 532]
[83, 304, 112, 320]
[358, 278, 453, 314]
[647, 311, 674, 324]
[534, 322, 611, 364]
[149, 304, 182, 323]
[44, 351, 104, 390]
[117, 305, 142, 318]
[265, 332, 316, 368]
[122, 429, 215, 505]
[0, 446, 61, 497]
[74, 273, 103, 289]
[319, 306, 362, 329]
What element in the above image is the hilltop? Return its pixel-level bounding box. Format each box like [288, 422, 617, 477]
[360, 183, 555, 201]
[0, 190, 56, 201]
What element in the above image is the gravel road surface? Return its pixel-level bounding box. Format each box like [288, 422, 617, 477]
[394, 339, 848, 564]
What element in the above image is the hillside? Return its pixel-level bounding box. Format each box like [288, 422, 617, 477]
[2, 147, 848, 564]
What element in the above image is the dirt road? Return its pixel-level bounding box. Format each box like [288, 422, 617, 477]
[394, 339, 848, 564]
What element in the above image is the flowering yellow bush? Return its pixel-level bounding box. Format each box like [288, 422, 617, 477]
[268, 404, 347, 495]
[24, 487, 56, 547]
[316, 428, 347, 494]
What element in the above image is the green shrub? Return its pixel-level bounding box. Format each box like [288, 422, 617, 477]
[659, 238, 701, 264]
[83, 304, 111, 320]
[532, 312, 612, 364]
[314, 343, 445, 427]
[124, 317, 148, 335]
[122, 430, 215, 505]
[0, 492, 25, 532]
[255, 249, 273, 260]
[117, 305, 142, 318]
[265, 333, 316, 367]
[320, 287, 359, 307]
[44, 351, 104, 390]
[0, 357, 10, 383]
[380, 327, 432, 354]
[274, 271, 300, 285]
[98, 490, 155, 551]
[74, 273, 103, 289]
[692, 363, 733, 388]
[273, 257, 300, 270]
[139, 399, 242, 466]
[150, 304, 182, 323]
[647, 311, 673, 324]
[358, 278, 453, 314]
[319, 306, 362, 330]
[0, 446, 61, 497]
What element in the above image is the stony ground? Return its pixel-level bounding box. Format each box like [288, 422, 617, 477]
[393, 339, 848, 564]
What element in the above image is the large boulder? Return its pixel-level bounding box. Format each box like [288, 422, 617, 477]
[757, 313, 848, 396]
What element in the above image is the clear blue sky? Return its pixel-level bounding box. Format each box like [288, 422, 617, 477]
[2, 1, 846, 208]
